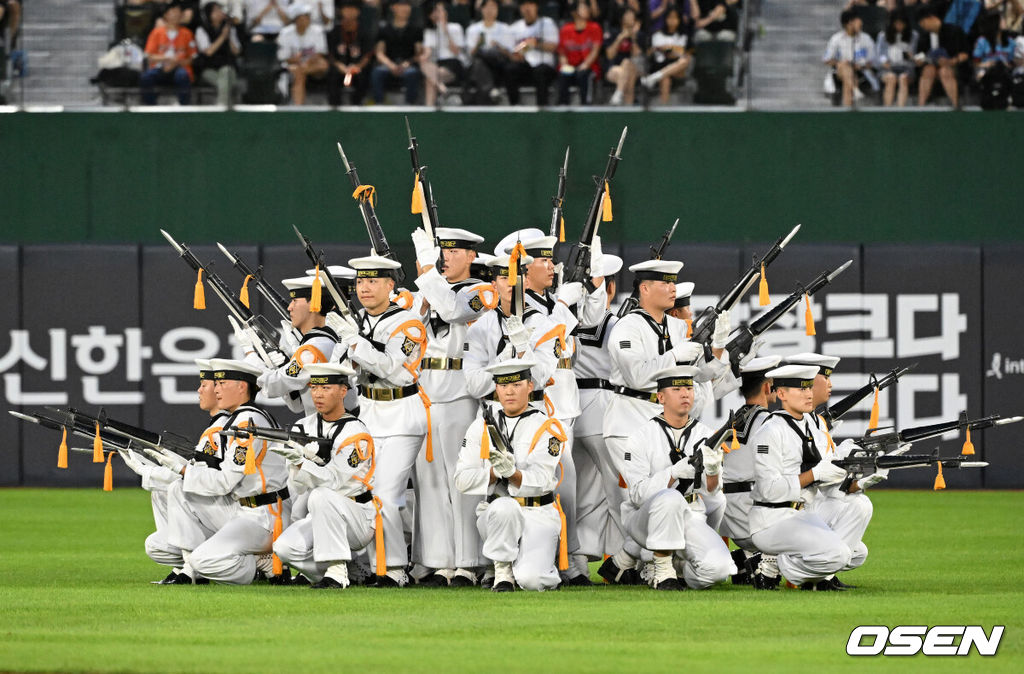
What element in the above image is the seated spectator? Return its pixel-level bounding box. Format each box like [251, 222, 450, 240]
[876, 9, 916, 106]
[973, 11, 1015, 108]
[141, 1, 198, 104]
[823, 9, 878, 107]
[603, 7, 645, 104]
[507, 0, 559, 105]
[914, 6, 968, 107]
[694, 0, 738, 43]
[195, 1, 241, 105]
[649, 0, 670, 34]
[245, 0, 289, 40]
[465, 0, 515, 104]
[557, 0, 603, 104]
[641, 6, 692, 104]
[277, 3, 329, 104]
[421, 0, 467, 106]
[326, 0, 374, 105]
[307, 0, 335, 29]
[984, 0, 1023, 37]
[371, 0, 424, 104]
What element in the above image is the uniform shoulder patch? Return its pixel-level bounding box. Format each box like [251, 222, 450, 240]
[757, 445, 769, 455]
[285, 359, 302, 377]
[547, 436, 562, 457]
[552, 340, 563, 357]
[202, 440, 217, 456]
[233, 445, 247, 465]
[401, 337, 416, 356]
[619, 340, 631, 350]
[468, 295, 484, 312]
[347, 448, 360, 468]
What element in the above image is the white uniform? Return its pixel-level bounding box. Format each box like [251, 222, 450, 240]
[749, 412, 856, 585]
[257, 326, 339, 415]
[719, 404, 772, 550]
[463, 307, 558, 401]
[186, 403, 293, 584]
[454, 408, 565, 591]
[273, 413, 377, 583]
[611, 415, 735, 589]
[346, 303, 429, 570]
[412, 270, 496, 571]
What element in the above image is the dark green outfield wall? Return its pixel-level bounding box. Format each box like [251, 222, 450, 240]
[2, 111, 1021, 245]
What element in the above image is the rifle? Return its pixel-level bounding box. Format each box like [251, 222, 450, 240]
[834, 413, 1021, 492]
[563, 126, 628, 285]
[688, 411, 735, 489]
[214, 243, 291, 322]
[405, 117, 441, 242]
[336, 142, 406, 283]
[616, 218, 679, 318]
[223, 425, 335, 465]
[724, 259, 852, 374]
[161, 229, 284, 366]
[815, 363, 918, 429]
[549, 147, 570, 240]
[688, 224, 802, 348]
[291, 225, 359, 319]
[479, 401, 513, 457]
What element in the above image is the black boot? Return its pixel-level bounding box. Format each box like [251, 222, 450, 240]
[800, 579, 844, 591]
[730, 549, 752, 585]
[598, 557, 640, 585]
[752, 572, 780, 591]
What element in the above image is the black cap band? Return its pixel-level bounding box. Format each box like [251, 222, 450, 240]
[309, 374, 349, 386]
[673, 295, 691, 309]
[212, 370, 259, 386]
[356, 269, 394, 279]
[525, 248, 554, 259]
[657, 376, 694, 390]
[198, 369, 216, 381]
[493, 370, 531, 385]
[635, 271, 678, 283]
[819, 366, 834, 377]
[773, 377, 815, 390]
[438, 239, 477, 250]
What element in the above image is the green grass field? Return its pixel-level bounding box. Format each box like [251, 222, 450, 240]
[1, 488, 1021, 672]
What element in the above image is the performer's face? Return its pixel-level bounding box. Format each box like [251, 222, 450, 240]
[311, 383, 347, 417]
[442, 248, 475, 281]
[525, 257, 554, 291]
[288, 297, 312, 329]
[197, 379, 218, 413]
[214, 379, 250, 412]
[658, 385, 694, 417]
[640, 280, 676, 312]
[778, 386, 814, 415]
[811, 372, 832, 408]
[496, 379, 533, 415]
[357, 277, 395, 313]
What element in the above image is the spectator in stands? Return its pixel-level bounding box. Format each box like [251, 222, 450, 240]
[0, 0, 21, 55]
[649, 0, 670, 34]
[973, 11, 1015, 108]
[245, 0, 289, 40]
[876, 9, 916, 106]
[465, 0, 515, 104]
[604, 7, 645, 104]
[326, 0, 373, 105]
[914, 6, 968, 107]
[277, 3, 329, 104]
[421, 0, 467, 106]
[823, 9, 878, 107]
[449, 0, 474, 27]
[641, 5, 692, 103]
[496, 0, 520, 24]
[308, 0, 335, 29]
[694, 0, 738, 43]
[557, 0, 603, 104]
[195, 1, 241, 105]
[141, 1, 198, 104]
[507, 0, 559, 105]
[372, 0, 424, 104]
[605, 0, 644, 34]
[984, 0, 1023, 36]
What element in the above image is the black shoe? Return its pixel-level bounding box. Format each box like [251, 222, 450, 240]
[563, 573, 593, 586]
[291, 574, 311, 586]
[752, 572, 780, 591]
[654, 577, 685, 591]
[311, 576, 347, 589]
[480, 575, 494, 589]
[730, 549, 751, 585]
[829, 575, 857, 589]
[153, 571, 180, 584]
[374, 574, 406, 588]
[450, 574, 476, 588]
[598, 557, 640, 585]
[491, 581, 516, 592]
[267, 574, 291, 586]
[417, 572, 450, 587]
[800, 579, 843, 592]
[166, 573, 207, 585]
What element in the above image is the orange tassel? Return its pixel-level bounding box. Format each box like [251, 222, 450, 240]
[601, 181, 612, 221]
[731, 427, 740, 450]
[758, 262, 770, 306]
[193, 268, 206, 310]
[554, 495, 569, 571]
[57, 427, 68, 469]
[508, 242, 525, 286]
[685, 319, 693, 339]
[418, 388, 433, 463]
[804, 293, 815, 336]
[373, 497, 386, 576]
[962, 427, 975, 456]
[480, 427, 490, 460]
[92, 422, 104, 463]
[868, 387, 880, 430]
[103, 451, 114, 491]
[271, 498, 284, 575]
[411, 174, 423, 214]
[352, 184, 376, 206]
[934, 462, 946, 490]
[617, 472, 627, 488]
[310, 264, 322, 313]
[558, 215, 565, 243]
[240, 274, 252, 309]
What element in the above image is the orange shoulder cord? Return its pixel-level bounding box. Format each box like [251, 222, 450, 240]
[535, 324, 568, 357]
[239, 428, 281, 574]
[292, 344, 329, 369]
[394, 290, 415, 311]
[57, 426, 68, 468]
[103, 451, 115, 492]
[473, 284, 499, 310]
[817, 415, 836, 455]
[387, 319, 433, 462]
[240, 274, 253, 309]
[336, 432, 386, 576]
[528, 418, 569, 570]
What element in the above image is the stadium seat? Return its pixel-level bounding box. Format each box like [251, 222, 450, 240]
[240, 41, 282, 104]
[692, 40, 736, 105]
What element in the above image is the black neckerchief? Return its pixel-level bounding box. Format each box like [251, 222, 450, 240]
[630, 309, 674, 355]
[526, 288, 555, 315]
[577, 312, 613, 348]
[494, 305, 540, 358]
[773, 411, 822, 473]
[302, 325, 339, 344]
[733, 404, 769, 445]
[358, 303, 404, 345]
[218, 402, 280, 454]
[654, 414, 697, 494]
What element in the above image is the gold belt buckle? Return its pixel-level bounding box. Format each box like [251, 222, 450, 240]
[557, 358, 572, 369]
[793, 502, 805, 511]
[513, 496, 527, 506]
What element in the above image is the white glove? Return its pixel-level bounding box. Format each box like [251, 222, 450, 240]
[326, 311, 359, 343]
[857, 468, 889, 491]
[503, 316, 530, 353]
[118, 448, 147, 476]
[738, 338, 765, 367]
[267, 350, 287, 367]
[669, 460, 695, 480]
[412, 228, 440, 269]
[142, 448, 186, 473]
[228, 315, 257, 354]
[301, 441, 324, 462]
[279, 320, 300, 354]
[590, 235, 604, 277]
[488, 446, 516, 478]
[671, 340, 702, 364]
[700, 444, 724, 476]
[556, 281, 584, 307]
[269, 440, 303, 464]
[811, 458, 848, 485]
[711, 310, 731, 350]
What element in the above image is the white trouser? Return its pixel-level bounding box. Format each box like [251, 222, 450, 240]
[555, 417, 579, 571]
[164, 479, 239, 552]
[288, 484, 310, 523]
[751, 509, 853, 585]
[809, 490, 871, 570]
[574, 432, 623, 558]
[145, 490, 184, 568]
[372, 434, 426, 569]
[702, 489, 727, 533]
[602, 435, 631, 544]
[719, 489, 755, 550]
[274, 488, 375, 582]
[413, 397, 482, 569]
[190, 501, 292, 585]
[477, 497, 561, 591]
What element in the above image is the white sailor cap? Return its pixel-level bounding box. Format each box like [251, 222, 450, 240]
[208, 358, 263, 386]
[435, 227, 485, 250]
[196, 358, 215, 380]
[348, 254, 403, 279]
[282, 275, 317, 291]
[673, 281, 695, 308]
[629, 259, 684, 283]
[305, 265, 356, 280]
[766, 364, 819, 389]
[305, 362, 357, 385]
[592, 253, 623, 278]
[487, 357, 537, 384]
[518, 235, 558, 259]
[494, 228, 545, 257]
[740, 355, 783, 375]
[488, 252, 534, 277]
[785, 352, 840, 377]
[288, 2, 311, 19]
[653, 365, 700, 390]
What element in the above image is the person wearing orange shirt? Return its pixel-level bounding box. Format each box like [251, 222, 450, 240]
[141, 1, 198, 105]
